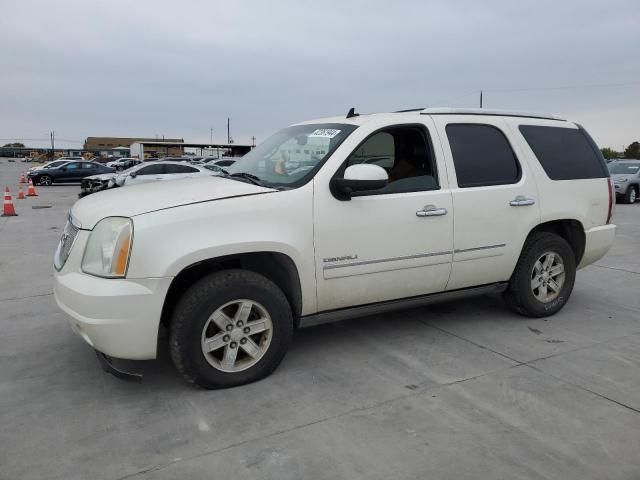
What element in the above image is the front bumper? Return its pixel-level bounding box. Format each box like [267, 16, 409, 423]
[54, 230, 172, 359]
[79, 178, 111, 197]
[55, 271, 172, 359]
[578, 224, 616, 269]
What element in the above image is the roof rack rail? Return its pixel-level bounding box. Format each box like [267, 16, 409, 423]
[419, 107, 565, 121]
[394, 107, 425, 113]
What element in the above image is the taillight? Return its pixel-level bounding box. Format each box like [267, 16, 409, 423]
[606, 177, 615, 224]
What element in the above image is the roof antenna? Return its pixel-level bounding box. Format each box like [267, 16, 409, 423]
[346, 107, 359, 118]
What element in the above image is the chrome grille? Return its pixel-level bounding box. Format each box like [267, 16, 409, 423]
[54, 216, 80, 271]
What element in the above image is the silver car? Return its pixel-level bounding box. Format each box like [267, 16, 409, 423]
[79, 161, 219, 197]
[608, 160, 640, 204]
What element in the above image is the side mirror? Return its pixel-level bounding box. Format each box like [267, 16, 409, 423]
[129, 172, 137, 178]
[331, 164, 388, 200]
[60, 167, 67, 171]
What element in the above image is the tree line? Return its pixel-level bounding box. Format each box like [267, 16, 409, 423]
[601, 142, 639, 160]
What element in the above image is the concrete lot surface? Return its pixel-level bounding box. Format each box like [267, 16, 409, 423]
[1, 159, 639, 480]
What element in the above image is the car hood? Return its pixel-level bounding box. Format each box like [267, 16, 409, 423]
[71, 176, 276, 229]
[84, 173, 117, 181]
[29, 167, 53, 174]
[611, 173, 636, 182]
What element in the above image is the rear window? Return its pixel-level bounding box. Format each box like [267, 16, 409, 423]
[519, 125, 608, 180]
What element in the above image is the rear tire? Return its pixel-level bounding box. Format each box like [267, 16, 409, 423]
[503, 232, 576, 318]
[169, 269, 293, 389]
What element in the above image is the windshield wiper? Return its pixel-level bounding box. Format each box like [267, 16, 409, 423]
[227, 172, 266, 187]
[215, 169, 283, 189]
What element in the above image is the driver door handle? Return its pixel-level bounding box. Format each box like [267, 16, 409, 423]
[416, 205, 448, 217]
[509, 195, 535, 207]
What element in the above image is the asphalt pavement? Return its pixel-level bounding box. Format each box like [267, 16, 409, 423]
[1, 158, 639, 480]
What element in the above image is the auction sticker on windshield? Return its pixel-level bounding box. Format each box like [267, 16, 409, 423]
[309, 129, 341, 138]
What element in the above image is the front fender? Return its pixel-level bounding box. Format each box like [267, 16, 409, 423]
[126, 186, 317, 314]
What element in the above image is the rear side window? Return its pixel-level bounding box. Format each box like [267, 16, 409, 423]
[138, 164, 165, 175]
[446, 124, 520, 188]
[165, 164, 198, 174]
[519, 125, 608, 180]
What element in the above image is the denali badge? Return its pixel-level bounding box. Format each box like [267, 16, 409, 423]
[323, 255, 358, 263]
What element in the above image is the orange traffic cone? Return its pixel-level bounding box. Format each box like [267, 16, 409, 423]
[2, 187, 18, 216]
[27, 178, 38, 197]
[19, 172, 26, 183]
[17, 187, 25, 200]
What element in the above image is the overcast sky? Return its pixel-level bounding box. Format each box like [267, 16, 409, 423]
[1, 0, 639, 150]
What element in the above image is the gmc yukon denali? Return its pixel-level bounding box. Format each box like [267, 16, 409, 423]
[53, 108, 616, 388]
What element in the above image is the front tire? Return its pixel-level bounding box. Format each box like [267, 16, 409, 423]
[169, 269, 293, 389]
[38, 175, 52, 186]
[503, 232, 576, 318]
[622, 186, 637, 204]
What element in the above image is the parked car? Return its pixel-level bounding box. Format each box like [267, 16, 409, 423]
[106, 158, 142, 171]
[29, 161, 114, 185]
[156, 156, 192, 162]
[54, 107, 616, 389]
[608, 160, 640, 203]
[91, 156, 109, 164]
[27, 159, 72, 173]
[190, 157, 237, 171]
[79, 161, 217, 197]
[203, 157, 237, 169]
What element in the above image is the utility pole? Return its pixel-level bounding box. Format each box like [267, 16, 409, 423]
[50, 131, 55, 150]
[480, 90, 483, 108]
[210, 127, 213, 144]
[251, 136, 256, 147]
[227, 117, 230, 144]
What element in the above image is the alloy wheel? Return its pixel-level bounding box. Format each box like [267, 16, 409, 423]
[200, 299, 273, 373]
[530, 251, 565, 303]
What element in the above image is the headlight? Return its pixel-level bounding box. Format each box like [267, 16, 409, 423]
[81, 217, 133, 278]
[615, 178, 628, 183]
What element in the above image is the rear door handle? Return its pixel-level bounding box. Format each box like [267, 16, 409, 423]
[416, 205, 448, 217]
[510, 196, 535, 207]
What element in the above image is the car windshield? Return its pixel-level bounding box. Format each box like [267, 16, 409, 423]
[226, 123, 358, 188]
[608, 162, 640, 174]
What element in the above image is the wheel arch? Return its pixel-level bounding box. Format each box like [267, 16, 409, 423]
[526, 219, 585, 264]
[160, 251, 304, 330]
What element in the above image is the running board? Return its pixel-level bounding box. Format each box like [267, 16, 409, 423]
[298, 283, 508, 328]
[95, 351, 143, 383]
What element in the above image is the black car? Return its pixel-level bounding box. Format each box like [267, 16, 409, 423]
[28, 161, 115, 186]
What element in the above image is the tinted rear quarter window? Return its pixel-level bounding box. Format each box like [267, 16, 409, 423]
[165, 164, 198, 174]
[138, 164, 165, 175]
[446, 124, 520, 188]
[519, 125, 608, 180]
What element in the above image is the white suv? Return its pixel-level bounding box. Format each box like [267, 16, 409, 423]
[54, 108, 616, 388]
